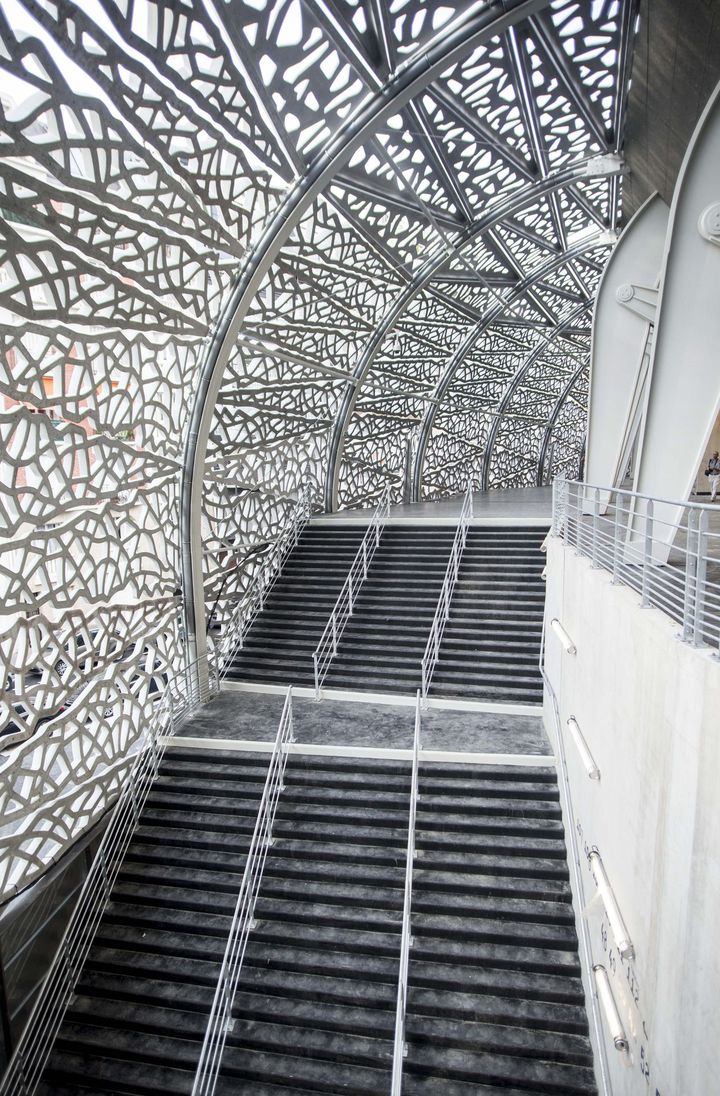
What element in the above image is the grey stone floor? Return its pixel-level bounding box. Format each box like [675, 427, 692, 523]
[312, 486, 552, 526]
[179, 690, 551, 755]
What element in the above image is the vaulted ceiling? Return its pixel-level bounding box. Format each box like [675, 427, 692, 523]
[0, 0, 641, 650]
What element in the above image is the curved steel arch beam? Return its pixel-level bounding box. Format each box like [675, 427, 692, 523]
[410, 243, 598, 501]
[181, 0, 553, 671]
[478, 299, 592, 490]
[536, 359, 588, 484]
[325, 157, 622, 511]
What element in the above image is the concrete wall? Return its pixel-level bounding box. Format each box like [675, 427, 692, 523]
[544, 537, 720, 1096]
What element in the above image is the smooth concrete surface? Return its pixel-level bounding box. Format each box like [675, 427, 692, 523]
[180, 689, 551, 755]
[544, 535, 720, 1096]
[312, 487, 552, 527]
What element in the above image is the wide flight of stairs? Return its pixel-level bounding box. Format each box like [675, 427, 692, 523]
[229, 521, 545, 704]
[229, 524, 455, 695]
[431, 526, 546, 704]
[38, 748, 596, 1095]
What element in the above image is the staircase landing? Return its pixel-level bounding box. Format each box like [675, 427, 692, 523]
[314, 486, 552, 527]
[181, 689, 551, 759]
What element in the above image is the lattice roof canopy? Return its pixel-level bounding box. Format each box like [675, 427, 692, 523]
[0, 0, 637, 895]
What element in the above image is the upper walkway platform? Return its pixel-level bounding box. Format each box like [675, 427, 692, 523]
[312, 486, 552, 527]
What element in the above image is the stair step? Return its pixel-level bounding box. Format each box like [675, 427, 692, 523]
[404, 1040, 595, 1094]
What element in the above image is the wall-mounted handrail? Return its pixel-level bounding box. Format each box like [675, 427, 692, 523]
[215, 485, 313, 678]
[192, 686, 294, 1096]
[312, 486, 391, 698]
[390, 689, 421, 1096]
[420, 480, 473, 703]
[0, 653, 218, 1096]
[555, 479, 720, 651]
[539, 616, 611, 1095]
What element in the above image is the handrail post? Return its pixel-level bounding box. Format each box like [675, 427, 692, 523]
[641, 499, 653, 607]
[612, 493, 624, 584]
[591, 488, 599, 568]
[693, 509, 709, 647]
[573, 482, 582, 551]
[551, 476, 560, 536]
[682, 508, 698, 642]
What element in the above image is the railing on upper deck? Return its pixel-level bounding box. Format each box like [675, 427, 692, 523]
[553, 478, 720, 651]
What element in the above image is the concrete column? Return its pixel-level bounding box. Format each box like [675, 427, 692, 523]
[584, 194, 669, 512]
[632, 78, 720, 549]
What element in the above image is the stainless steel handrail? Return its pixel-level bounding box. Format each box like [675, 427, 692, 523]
[192, 686, 294, 1096]
[215, 485, 313, 678]
[420, 480, 473, 703]
[0, 653, 218, 1096]
[555, 479, 720, 651]
[390, 689, 421, 1096]
[312, 486, 391, 698]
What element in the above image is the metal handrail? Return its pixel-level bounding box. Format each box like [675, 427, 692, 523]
[555, 479, 720, 651]
[192, 686, 294, 1096]
[0, 653, 218, 1096]
[420, 480, 473, 702]
[390, 689, 421, 1096]
[215, 485, 313, 678]
[312, 486, 391, 698]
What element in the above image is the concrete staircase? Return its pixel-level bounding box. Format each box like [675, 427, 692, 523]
[39, 749, 596, 1095]
[228, 522, 545, 704]
[431, 526, 546, 704]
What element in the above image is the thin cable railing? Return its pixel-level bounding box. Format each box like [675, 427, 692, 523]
[420, 480, 473, 703]
[214, 485, 313, 679]
[555, 479, 720, 651]
[0, 653, 218, 1096]
[312, 486, 391, 698]
[192, 686, 294, 1096]
[390, 688, 421, 1096]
